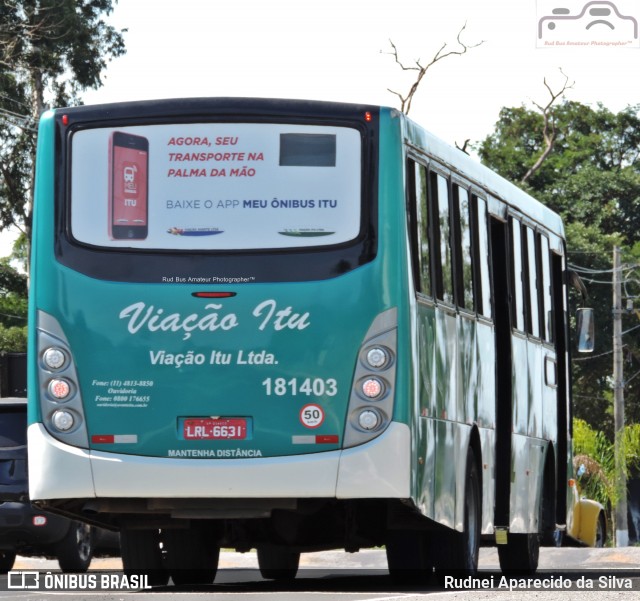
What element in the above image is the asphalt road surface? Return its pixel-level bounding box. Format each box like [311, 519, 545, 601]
[1, 546, 639, 600]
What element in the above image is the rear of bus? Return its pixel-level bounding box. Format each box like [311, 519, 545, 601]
[28, 99, 412, 569]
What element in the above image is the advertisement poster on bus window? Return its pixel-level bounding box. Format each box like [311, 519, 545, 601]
[70, 123, 362, 250]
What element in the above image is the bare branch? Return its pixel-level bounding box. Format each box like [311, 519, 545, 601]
[386, 23, 484, 115]
[455, 139, 471, 155]
[521, 68, 575, 184]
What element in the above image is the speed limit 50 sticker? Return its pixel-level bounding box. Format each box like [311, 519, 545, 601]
[299, 403, 325, 429]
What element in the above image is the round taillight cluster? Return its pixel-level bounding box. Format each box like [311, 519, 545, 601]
[41, 345, 78, 433]
[352, 344, 394, 432]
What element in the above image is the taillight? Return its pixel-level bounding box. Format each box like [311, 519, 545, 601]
[42, 347, 66, 370]
[344, 307, 397, 448]
[48, 378, 72, 400]
[52, 410, 75, 431]
[36, 311, 88, 447]
[361, 377, 385, 399]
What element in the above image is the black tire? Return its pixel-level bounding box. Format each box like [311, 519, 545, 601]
[121, 529, 169, 587]
[0, 550, 16, 574]
[498, 532, 540, 574]
[257, 545, 300, 580]
[163, 528, 219, 585]
[386, 530, 434, 584]
[435, 448, 481, 576]
[55, 521, 94, 573]
[595, 513, 606, 548]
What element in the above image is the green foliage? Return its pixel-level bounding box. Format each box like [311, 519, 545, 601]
[573, 419, 640, 512]
[0, 257, 27, 333]
[573, 418, 615, 508]
[0, 324, 27, 352]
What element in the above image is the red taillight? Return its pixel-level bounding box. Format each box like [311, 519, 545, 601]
[364, 111, 372, 122]
[49, 379, 71, 399]
[62, 114, 69, 125]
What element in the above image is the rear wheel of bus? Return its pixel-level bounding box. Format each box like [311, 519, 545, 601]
[257, 545, 300, 580]
[497, 532, 540, 574]
[163, 527, 220, 585]
[386, 530, 434, 583]
[435, 448, 481, 576]
[120, 529, 169, 587]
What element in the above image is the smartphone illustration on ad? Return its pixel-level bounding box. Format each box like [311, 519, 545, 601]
[108, 131, 149, 240]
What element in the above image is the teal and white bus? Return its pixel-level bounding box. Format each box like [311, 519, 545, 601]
[28, 98, 603, 582]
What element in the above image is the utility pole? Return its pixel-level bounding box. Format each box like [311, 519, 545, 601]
[613, 245, 628, 547]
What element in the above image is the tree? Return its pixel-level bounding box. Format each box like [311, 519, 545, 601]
[520, 69, 574, 184]
[0, 0, 126, 270]
[386, 24, 484, 115]
[476, 101, 640, 435]
[0, 256, 27, 351]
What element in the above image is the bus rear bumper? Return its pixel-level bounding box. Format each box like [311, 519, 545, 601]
[28, 422, 411, 500]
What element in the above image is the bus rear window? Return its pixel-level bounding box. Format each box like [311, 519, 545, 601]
[70, 123, 361, 251]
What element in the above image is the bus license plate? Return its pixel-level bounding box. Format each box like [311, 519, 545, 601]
[183, 418, 247, 440]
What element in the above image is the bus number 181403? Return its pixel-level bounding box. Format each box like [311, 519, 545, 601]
[262, 377, 338, 397]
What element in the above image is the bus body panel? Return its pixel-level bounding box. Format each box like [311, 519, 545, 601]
[28, 420, 411, 500]
[35, 265, 384, 459]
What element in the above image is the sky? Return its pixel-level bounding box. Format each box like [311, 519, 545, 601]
[2, 0, 640, 257]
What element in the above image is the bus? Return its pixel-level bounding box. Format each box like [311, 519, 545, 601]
[28, 98, 603, 582]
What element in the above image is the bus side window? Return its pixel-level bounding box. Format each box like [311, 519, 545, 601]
[414, 161, 432, 296]
[453, 185, 474, 311]
[524, 226, 540, 338]
[474, 196, 492, 318]
[431, 172, 454, 305]
[539, 235, 553, 342]
[510, 218, 526, 332]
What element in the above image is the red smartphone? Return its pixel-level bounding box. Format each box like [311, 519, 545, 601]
[108, 131, 149, 240]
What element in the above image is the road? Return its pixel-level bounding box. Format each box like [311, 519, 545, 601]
[2, 546, 639, 600]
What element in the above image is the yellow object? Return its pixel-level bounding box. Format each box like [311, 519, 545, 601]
[569, 497, 604, 546]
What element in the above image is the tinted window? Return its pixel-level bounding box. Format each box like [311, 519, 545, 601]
[475, 197, 492, 318]
[511, 219, 525, 332]
[455, 186, 474, 310]
[414, 161, 431, 296]
[525, 226, 540, 338]
[540, 235, 553, 342]
[434, 173, 454, 304]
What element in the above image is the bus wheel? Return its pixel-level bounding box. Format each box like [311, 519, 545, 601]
[498, 533, 540, 574]
[595, 512, 606, 548]
[120, 529, 169, 587]
[385, 530, 434, 583]
[257, 545, 300, 580]
[163, 528, 219, 585]
[435, 449, 481, 576]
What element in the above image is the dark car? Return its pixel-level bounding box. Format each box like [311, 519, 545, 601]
[0, 396, 117, 573]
